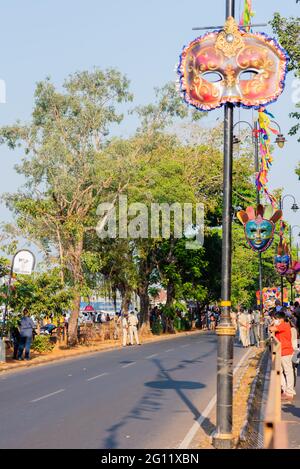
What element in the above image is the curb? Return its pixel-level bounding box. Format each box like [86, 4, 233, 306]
[238, 348, 267, 445]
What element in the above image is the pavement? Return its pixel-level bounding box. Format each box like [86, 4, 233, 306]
[0, 331, 249, 449]
[282, 365, 300, 449]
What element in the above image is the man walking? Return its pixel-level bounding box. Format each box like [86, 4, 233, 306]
[270, 311, 296, 401]
[17, 309, 35, 361]
[128, 311, 140, 345]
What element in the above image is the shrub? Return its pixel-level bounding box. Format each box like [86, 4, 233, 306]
[31, 335, 55, 353]
[151, 319, 163, 335]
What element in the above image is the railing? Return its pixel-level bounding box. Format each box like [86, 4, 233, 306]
[264, 336, 288, 449]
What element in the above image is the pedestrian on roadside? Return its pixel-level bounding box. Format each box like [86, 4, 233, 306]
[11, 322, 20, 360]
[238, 307, 250, 347]
[293, 301, 300, 334]
[269, 311, 296, 401]
[128, 311, 140, 345]
[17, 308, 35, 361]
[289, 317, 299, 390]
[118, 312, 129, 347]
[252, 308, 261, 347]
[230, 309, 237, 332]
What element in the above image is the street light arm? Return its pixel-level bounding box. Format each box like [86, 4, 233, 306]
[291, 225, 300, 235]
[269, 120, 282, 134]
[233, 120, 254, 132]
[280, 194, 297, 210]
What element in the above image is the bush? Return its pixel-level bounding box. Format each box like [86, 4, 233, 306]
[151, 319, 163, 335]
[31, 335, 55, 353]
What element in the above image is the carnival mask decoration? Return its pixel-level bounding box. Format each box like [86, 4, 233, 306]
[178, 17, 289, 111]
[237, 204, 282, 252]
[295, 274, 300, 295]
[285, 261, 300, 285]
[274, 241, 290, 275]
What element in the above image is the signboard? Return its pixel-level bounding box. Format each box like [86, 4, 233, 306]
[12, 250, 35, 275]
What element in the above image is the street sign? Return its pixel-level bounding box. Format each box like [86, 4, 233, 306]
[12, 250, 35, 275]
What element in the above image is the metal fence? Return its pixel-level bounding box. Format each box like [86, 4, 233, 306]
[264, 336, 288, 449]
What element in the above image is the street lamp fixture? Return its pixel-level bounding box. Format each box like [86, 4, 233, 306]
[275, 133, 286, 149]
[291, 203, 299, 213]
[233, 135, 241, 145]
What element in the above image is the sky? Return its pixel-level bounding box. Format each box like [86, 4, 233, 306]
[0, 0, 299, 250]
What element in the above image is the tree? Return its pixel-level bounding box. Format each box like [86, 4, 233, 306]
[271, 12, 300, 178]
[0, 69, 133, 344]
[1, 269, 73, 328]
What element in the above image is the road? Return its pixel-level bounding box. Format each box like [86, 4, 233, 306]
[0, 331, 248, 449]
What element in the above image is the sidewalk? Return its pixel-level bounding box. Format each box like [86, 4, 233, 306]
[0, 328, 205, 374]
[281, 365, 300, 449]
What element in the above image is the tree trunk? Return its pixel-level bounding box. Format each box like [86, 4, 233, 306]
[67, 239, 83, 346]
[68, 291, 81, 346]
[139, 283, 150, 326]
[119, 284, 131, 313]
[166, 281, 175, 307]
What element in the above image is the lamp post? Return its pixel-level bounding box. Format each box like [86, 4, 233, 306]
[212, 0, 236, 450]
[233, 119, 285, 345]
[289, 225, 300, 302]
[279, 195, 299, 305]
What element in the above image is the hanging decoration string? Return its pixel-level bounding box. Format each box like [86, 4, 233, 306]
[239, 0, 254, 32]
[255, 108, 280, 208]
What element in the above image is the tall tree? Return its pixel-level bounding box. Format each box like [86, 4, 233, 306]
[0, 69, 133, 344]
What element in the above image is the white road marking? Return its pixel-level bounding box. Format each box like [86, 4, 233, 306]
[181, 344, 190, 348]
[178, 347, 253, 449]
[30, 389, 65, 403]
[122, 362, 136, 368]
[87, 372, 109, 382]
[146, 353, 158, 359]
[165, 349, 174, 353]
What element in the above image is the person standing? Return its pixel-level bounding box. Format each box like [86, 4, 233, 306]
[118, 313, 129, 347]
[252, 309, 261, 347]
[293, 301, 300, 334]
[230, 309, 237, 332]
[270, 312, 296, 401]
[238, 307, 250, 347]
[17, 309, 35, 361]
[11, 323, 20, 360]
[128, 311, 140, 345]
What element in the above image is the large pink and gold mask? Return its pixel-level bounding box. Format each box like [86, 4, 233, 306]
[178, 17, 289, 111]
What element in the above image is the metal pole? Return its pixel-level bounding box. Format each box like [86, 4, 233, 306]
[290, 226, 293, 303]
[0, 261, 13, 362]
[279, 197, 284, 306]
[254, 121, 265, 346]
[213, 0, 235, 450]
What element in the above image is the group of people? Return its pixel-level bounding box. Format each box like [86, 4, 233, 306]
[233, 307, 261, 348]
[266, 300, 300, 402]
[118, 311, 141, 347]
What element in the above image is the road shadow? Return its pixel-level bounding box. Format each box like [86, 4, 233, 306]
[102, 355, 215, 449]
[282, 403, 300, 418]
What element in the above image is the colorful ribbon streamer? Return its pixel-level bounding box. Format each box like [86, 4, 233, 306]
[255, 108, 278, 208]
[239, 0, 254, 32]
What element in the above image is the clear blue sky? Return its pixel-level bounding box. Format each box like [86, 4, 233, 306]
[0, 0, 299, 245]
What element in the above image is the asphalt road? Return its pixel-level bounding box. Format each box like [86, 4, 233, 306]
[0, 331, 248, 449]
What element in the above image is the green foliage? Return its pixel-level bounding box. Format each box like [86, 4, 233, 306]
[1, 269, 73, 319]
[31, 335, 55, 353]
[271, 12, 300, 177]
[151, 318, 163, 335]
